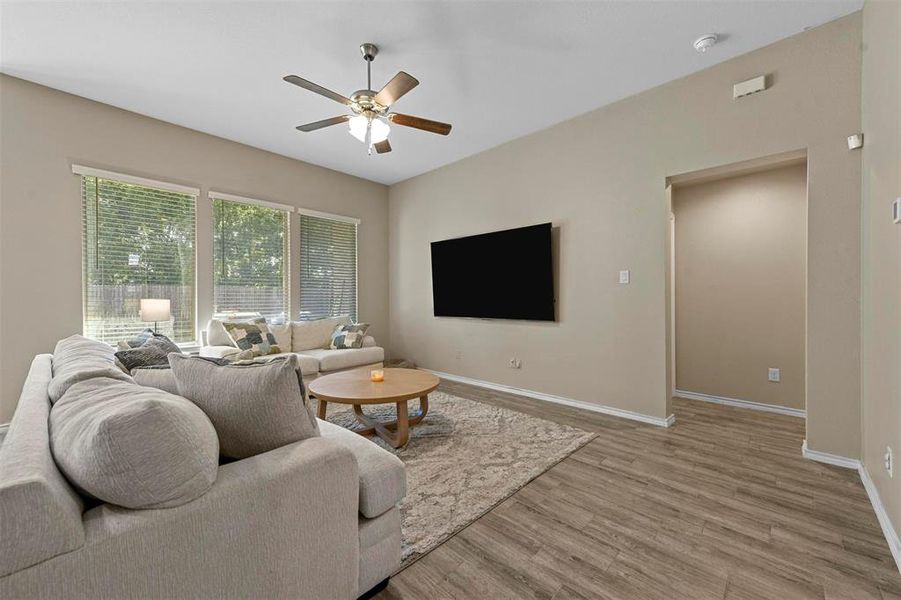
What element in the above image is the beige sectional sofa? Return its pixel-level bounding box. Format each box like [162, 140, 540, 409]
[202, 316, 385, 380]
[0, 344, 405, 598]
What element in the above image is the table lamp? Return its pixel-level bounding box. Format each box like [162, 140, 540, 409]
[140, 299, 171, 333]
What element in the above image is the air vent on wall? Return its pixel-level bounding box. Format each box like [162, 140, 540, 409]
[733, 75, 767, 99]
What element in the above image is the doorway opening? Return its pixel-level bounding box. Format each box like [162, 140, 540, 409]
[666, 150, 808, 420]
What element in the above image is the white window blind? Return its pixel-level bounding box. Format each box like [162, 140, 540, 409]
[298, 213, 358, 321]
[212, 197, 289, 322]
[81, 174, 196, 344]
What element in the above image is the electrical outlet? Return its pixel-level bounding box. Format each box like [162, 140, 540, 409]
[886, 446, 894, 478]
[768, 368, 781, 382]
[618, 270, 631, 284]
[509, 358, 522, 369]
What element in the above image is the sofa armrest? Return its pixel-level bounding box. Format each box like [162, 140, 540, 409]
[2, 437, 361, 599]
[198, 345, 241, 359]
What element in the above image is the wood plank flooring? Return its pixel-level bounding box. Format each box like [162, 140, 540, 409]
[376, 381, 901, 600]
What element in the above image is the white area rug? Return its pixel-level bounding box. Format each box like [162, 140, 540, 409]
[321, 391, 596, 565]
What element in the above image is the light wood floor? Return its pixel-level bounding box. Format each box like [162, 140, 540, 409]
[377, 380, 901, 600]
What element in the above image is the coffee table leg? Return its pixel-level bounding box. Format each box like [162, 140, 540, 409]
[352, 401, 410, 449]
[408, 395, 429, 426]
[394, 400, 409, 448]
[317, 399, 328, 420]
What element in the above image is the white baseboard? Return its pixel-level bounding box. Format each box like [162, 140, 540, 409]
[799, 442, 900, 575]
[858, 464, 901, 574]
[674, 389, 806, 418]
[427, 369, 675, 428]
[801, 439, 862, 470]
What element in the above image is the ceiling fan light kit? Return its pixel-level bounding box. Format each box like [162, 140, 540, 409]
[284, 42, 452, 156]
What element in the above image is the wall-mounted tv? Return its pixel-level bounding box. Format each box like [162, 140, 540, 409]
[430, 223, 555, 321]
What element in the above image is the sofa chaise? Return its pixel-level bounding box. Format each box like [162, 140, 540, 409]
[0, 347, 405, 599]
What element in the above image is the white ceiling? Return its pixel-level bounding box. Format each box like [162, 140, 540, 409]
[1, 1, 862, 185]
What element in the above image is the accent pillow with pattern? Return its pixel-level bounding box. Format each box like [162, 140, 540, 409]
[329, 323, 370, 349]
[222, 318, 282, 356]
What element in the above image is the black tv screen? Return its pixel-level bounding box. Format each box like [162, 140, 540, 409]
[430, 223, 555, 321]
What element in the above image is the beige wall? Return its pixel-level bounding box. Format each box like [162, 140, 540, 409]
[388, 14, 862, 456]
[860, 0, 900, 549]
[0, 75, 389, 422]
[673, 163, 807, 410]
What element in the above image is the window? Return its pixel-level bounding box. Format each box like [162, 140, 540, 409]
[298, 212, 359, 321]
[80, 169, 197, 344]
[212, 193, 289, 323]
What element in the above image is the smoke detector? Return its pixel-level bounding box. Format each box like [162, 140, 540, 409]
[693, 34, 718, 53]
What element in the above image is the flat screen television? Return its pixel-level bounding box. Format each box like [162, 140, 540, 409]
[430, 223, 555, 321]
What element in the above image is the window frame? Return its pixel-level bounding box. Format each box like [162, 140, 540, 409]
[75, 164, 200, 346]
[297, 208, 361, 322]
[209, 190, 293, 323]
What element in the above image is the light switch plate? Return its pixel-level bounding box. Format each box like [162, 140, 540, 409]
[619, 270, 630, 284]
[893, 197, 900, 224]
[768, 368, 781, 382]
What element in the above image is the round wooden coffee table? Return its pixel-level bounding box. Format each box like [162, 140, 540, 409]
[310, 368, 440, 448]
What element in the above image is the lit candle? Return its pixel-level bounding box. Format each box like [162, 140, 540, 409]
[370, 369, 384, 382]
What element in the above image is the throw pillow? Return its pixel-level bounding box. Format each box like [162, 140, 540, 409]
[329, 323, 371, 349]
[168, 353, 320, 459]
[125, 328, 155, 348]
[115, 334, 182, 372]
[49, 377, 218, 509]
[221, 318, 282, 356]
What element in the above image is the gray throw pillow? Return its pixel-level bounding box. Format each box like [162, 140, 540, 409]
[115, 335, 182, 372]
[49, 334, 134, 403]
[125, 328, 155, 348]
[49, 377, 219, 509]
[168, 354, 320, 459]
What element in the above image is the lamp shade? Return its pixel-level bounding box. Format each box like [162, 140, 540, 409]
[140, 298, 171, 323]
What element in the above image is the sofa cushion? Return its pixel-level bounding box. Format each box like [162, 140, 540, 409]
[292, 316, 351, 352]
[318, 420, 406, 518]
[270, 321, 292, 352]
[49, 377, 219, 509]
[169, 354, 320, 459]
[275, 353, 319, 376]
[300, 346, 385, 373]
[132, 366, 180, 395]
[199, 345, 242, 360]
[48, 335, 134, 404]
[114, 334, 182, 371]
[329, 323, 370, 349]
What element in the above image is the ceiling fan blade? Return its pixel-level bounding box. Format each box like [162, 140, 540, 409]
[388, 113, 452, 136]
[374, 139, 392, 154]
[295, 115, 351, 132]
[283, 75, 351, 105]
[374, 71, 419, 107]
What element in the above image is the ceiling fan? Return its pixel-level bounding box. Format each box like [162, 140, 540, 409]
[284, 43, 452, 155]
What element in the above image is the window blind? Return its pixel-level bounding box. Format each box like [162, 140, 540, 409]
[212, 198, 289, 322]
[82, 175, 197, 344]
[298, 214, 358, 321]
